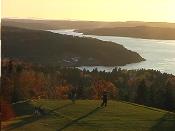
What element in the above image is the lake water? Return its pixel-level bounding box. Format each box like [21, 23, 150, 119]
[48, 30, 175, 75]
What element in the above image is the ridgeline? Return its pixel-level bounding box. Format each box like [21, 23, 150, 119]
[2, 26, 144, 66]
[78, 26, 175, 40]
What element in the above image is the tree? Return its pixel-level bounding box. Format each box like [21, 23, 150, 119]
[136, 80, 147, 104]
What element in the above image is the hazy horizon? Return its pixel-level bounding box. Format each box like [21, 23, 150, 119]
[2, 0, 175, 23]
[3, 17, 175, 24]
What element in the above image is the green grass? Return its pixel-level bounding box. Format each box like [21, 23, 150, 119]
[2, 100, 175, 131]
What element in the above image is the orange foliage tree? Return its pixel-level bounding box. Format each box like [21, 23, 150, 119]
[91, 80, 118, 99]
[18, 70, 45, 99]
[55, 84, 72, 99]
[1, 100, 16, 121]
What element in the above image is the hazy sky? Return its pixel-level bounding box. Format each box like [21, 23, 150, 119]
[2, 0, 175, 22]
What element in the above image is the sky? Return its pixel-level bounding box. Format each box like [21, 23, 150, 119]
[1, 0, 175, 22]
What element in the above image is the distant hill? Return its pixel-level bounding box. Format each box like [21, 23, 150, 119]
[2, 18, 175, 30]
[78, 26, 175, 40]
[1, 26, 144, 66]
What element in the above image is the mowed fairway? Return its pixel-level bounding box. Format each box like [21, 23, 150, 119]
[2, 100, 175, 131]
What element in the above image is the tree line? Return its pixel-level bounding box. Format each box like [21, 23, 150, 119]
[1, 59, 175, 114]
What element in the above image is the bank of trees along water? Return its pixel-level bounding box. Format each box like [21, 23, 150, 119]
[2, 26, 144, 66]
[1, 59, 175, 120]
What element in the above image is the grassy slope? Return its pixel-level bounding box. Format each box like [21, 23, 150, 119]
[2, 100, 175, 131]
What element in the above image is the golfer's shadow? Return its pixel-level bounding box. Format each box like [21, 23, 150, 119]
[48, 103, 74, 113]
[57, 107, 101, 131]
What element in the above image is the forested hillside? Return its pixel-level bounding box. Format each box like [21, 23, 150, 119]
[1, 26, 144, 66]
[1, 59, 175, 114]
[78, 26, 175, 40]
[2, 19, 175, 30]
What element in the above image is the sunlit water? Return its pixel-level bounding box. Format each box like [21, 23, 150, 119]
[48, 30, 175, 75]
